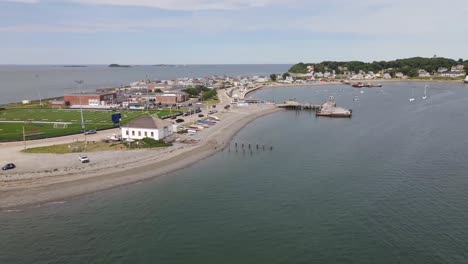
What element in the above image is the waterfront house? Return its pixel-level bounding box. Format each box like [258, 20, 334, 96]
[418, 69, 431, 77]
[121, 115, 173, 141]
[438, 67, 448, 73]
[451, 65, 465, 72]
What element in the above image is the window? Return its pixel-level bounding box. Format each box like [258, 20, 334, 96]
[126, 130, 129, 135]
[144, 131, 147, 137]
[138, 131, 141, 137]
[132, 131, 135, 136]
[151, 132, 154, 137]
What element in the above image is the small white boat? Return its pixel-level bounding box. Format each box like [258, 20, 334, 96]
[464, 76, 468, 84]
[422, 85, 428, 100]
[409, 87, 415, 102]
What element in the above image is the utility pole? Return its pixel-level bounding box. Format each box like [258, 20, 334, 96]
[75, 80, 86, 143]
[146, 74, 149, 114]
[35, 74, 43, 106]
[23, 126, 26, 150]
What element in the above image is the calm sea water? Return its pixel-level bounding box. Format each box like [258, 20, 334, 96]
[0, 64, 290, 104]
[2, 82, 468, 263]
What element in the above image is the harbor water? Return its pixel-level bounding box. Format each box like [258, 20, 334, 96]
[1, 82, 468, 263]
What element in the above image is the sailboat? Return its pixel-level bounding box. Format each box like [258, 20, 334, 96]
[422, 85, 428, 100]
[409, 87, 415, 102]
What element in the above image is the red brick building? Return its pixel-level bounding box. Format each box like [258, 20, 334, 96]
[64, 92, 117, 106]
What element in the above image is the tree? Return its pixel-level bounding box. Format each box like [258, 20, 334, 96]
[458, 58, 464, 64]
[270, 74, 277, 82]
[282, 72, 290, 80]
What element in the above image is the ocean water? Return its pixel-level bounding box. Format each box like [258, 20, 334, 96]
[0, 64, 291, 104]
[1, 82, 468, 263]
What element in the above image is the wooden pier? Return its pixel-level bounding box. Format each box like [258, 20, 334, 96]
[277, 100, 352, 118]
[276, 100, 321, 110]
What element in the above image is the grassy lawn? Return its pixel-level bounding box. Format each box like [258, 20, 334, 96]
[23, 141, 127, 154]
[0, 108, 179, 142]
[23, 138, 172, 154]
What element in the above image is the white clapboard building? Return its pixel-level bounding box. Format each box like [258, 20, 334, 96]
[121, 115, 173, 141]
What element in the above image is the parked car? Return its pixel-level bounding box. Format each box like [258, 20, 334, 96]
[2, 163, 16, 170]
[175, 118, 184, 123]
[84, 129, 97, 135]
[78, 155, 90, 163]
[198, 114, 204, 117]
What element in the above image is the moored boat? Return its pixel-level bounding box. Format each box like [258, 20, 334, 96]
[464, 76, 468, 83]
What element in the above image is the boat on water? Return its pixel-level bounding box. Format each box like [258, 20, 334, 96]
[409, 87, 415, 102]
[352, 82, 364, 88]
[422, 85, 428, 100]
[464, 76, 468, 83]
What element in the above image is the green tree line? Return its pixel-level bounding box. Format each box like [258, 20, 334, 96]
[289, 57, 468, 76]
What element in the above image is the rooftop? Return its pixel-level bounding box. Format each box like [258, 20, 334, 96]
[126, 115, 172, 129]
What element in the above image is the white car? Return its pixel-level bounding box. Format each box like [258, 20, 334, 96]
[78, 155, 90, 163]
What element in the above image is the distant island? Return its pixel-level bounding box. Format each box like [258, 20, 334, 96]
[63, 65, 88, 68]
[152, 64, 176, 67]
[109, 64, 131, 68]
[289, 57, 468, 78]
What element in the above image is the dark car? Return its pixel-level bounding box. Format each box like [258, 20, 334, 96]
[175, 118, 184, 123]
[84, 129, 97, 135]
[198, 114, 204, 117]
[2, 163, 16, 170]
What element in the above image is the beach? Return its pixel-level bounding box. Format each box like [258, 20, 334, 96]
[0, 89, 280, 209]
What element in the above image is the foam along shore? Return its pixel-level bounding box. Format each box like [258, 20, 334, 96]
[0, 100, 280, 210]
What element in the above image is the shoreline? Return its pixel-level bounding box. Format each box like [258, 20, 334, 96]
[0, 104, 281, 210]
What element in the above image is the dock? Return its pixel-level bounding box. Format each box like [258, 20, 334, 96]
[277, 98, 352, 118]
[277, 100, 321, 110]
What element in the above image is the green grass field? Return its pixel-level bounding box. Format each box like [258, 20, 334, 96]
[0, 108, 178, 142]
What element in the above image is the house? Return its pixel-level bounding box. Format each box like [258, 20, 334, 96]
[418, 70, 431, 77]
[451, 65, 465, 72]
[121, 115, 173, 141]
[395, 72, 405, 78]
[438, 67, 448, 73]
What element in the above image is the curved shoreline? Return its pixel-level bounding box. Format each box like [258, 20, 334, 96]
[244, 79, 467, 98]
[0, 106, 281, 210]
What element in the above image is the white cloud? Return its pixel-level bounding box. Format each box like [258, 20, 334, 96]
[69, 0, 280, 11]
[0, 0, 39, 3]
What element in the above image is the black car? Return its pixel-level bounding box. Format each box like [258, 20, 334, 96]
[198, 114, 204, 117]
[2, 163, 16, 170]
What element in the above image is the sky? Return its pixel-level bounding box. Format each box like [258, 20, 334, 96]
[0, 0, 467, 64]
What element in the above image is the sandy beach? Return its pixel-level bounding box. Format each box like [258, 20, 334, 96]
[0, 89, 280, 209]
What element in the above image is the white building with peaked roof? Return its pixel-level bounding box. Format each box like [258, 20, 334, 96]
[121, 115, 173, 141]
